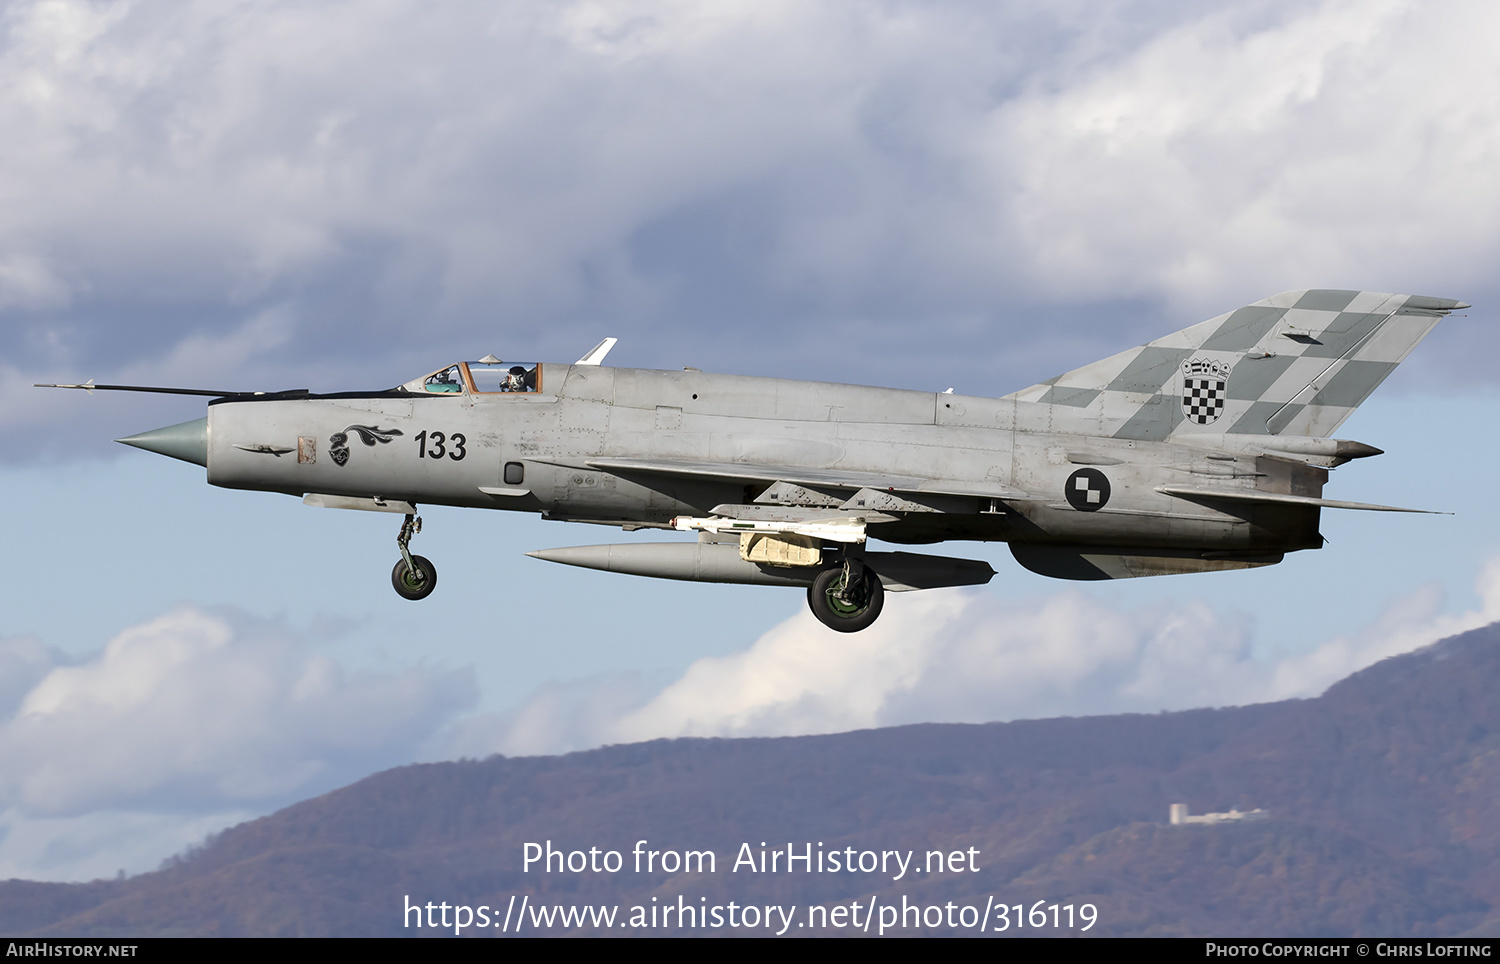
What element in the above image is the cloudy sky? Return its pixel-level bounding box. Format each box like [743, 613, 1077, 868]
[3, 0, 1500, 881]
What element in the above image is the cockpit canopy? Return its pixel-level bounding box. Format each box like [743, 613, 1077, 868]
[401, 361, 542, 395]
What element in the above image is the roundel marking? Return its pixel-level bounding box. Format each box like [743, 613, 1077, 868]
[1064, 468, 1111, 512]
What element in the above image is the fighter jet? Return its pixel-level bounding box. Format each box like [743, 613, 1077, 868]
[40, 289, 1463, 632]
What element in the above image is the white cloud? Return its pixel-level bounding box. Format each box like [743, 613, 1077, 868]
[1265, 558, 1500, 699]
[991, 0, 1500, 309]
[0, 633, 57, 720]
[439, 672, 654, 763]
[0, 605, 474, 878]
[469, 557, 1500, 757]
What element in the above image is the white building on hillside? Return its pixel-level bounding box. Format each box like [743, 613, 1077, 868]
[1169, 803, 1270, 826]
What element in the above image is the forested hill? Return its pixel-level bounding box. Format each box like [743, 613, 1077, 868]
[7, 624, 1500, 937]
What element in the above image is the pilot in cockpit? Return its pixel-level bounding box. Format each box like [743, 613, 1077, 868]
[412, 359, 539, 394]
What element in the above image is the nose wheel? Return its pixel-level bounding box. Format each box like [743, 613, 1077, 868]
[393, 555, 437, 600]
[391, 512, 437, 600]
[806, 556, 883, 632]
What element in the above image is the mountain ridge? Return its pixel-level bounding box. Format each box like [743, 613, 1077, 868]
[6, 624, 1499, 937]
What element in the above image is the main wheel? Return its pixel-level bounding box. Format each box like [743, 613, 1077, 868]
[807, 563, 884, 632]
[391, 555, 438, 600]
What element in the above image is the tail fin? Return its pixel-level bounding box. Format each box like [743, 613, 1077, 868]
[1006, 290, 1466, 440]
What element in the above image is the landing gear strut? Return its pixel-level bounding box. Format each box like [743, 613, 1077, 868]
[391, 512, 437, 600]
[806, 555, 884, 632]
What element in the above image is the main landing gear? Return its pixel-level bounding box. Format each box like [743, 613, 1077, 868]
[806, 555, 884, 632]
[392, 512, 437, 600]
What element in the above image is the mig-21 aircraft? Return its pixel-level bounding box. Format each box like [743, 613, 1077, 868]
[40, 289, 1463, 632]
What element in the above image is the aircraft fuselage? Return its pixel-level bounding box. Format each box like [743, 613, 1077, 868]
[205, 363, 1316, 555]
[75, 288, 1461, 628]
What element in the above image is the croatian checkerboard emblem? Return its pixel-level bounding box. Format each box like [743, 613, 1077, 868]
[1065, 468, 1110, 512]
[1182, 357, 1231, 425]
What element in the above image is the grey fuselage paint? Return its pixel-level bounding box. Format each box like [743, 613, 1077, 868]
[204, 363, 1316, 555]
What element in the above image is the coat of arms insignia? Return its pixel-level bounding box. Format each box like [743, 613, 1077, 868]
[1181, 357, 1231, 425]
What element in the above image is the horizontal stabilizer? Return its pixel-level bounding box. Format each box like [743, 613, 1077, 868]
[1156, 485, 1445, 514]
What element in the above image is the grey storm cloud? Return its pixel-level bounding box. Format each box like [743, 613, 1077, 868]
[6, 0, 1499, 463]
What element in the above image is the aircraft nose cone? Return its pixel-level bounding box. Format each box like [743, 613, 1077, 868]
[116, 416, 208, 467]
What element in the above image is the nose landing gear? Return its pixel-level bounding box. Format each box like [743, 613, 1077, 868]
[391, 512, 437, 600]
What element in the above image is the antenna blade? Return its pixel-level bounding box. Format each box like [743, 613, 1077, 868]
[575, 337, 618, 366]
